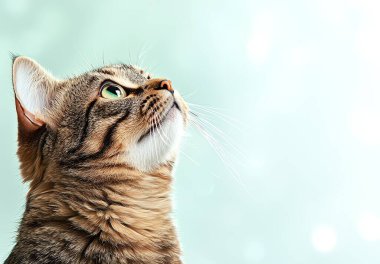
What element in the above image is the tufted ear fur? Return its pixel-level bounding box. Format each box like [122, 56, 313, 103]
[12, 56, 59, 130]
[12, 56, 60, 184]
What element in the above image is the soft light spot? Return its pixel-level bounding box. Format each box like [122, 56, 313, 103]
[357, 212, 380, 241]
[247, 12, 274, 64]
[311, 226, 337, 253]
[315, 0, 347, 25]
[3, 0, 29, 15]
[244, 241, 266, 262]
[356, 28, 380, 63]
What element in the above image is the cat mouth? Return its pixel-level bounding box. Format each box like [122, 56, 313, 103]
[137, 102, 180, 143]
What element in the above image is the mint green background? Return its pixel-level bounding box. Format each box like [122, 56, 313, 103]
[1, 0, 380, 263]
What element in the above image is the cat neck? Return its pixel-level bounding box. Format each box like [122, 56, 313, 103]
[23, 162, 182, 263]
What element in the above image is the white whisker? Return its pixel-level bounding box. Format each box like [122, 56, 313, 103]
[188, 103, 246, 131]
[185, 102, 249, 193]
[190, 119, 248, 192]
[155, 113, 200, 166]
[189, 113, 248, 165]
[149, 117, 158, 163]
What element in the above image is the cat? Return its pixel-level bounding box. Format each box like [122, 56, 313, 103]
[5, 56, 189, 264]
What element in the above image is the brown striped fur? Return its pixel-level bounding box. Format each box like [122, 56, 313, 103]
[6, 57, 188, 264]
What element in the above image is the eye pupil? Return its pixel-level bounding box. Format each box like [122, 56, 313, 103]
[108, 86, 121, 96]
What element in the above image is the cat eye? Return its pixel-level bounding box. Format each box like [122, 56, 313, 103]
[100, 82, 128, 99]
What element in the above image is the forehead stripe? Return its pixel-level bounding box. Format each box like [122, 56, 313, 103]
[97, 69, 115, 75]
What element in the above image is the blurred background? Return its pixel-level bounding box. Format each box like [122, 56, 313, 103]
[1, 0, 380, 263]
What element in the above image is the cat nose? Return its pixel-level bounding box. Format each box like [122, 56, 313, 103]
[159, 80, 174, 94]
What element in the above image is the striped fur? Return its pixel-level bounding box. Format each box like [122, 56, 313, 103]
[6, 57, 188, 264]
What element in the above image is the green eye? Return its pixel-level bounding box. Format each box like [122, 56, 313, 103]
[100, 83, 127, 99]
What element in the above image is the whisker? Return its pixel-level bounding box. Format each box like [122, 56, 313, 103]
[150, 117, 160, 163]
[189, 114, 248, 165]
[188, 104, 246, 132]
[154, 115, 169, 146]
[154, 113, 199, 166]
[137, 42, 151, 69]
[188, 102, 244, 123]
[189, 119, 249, 192]
[181, 89, 199, 99]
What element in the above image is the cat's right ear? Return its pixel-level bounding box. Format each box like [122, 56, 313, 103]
[12, 56, 58, 131]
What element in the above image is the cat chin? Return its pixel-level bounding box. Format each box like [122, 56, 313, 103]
[125, 108, 184, 172]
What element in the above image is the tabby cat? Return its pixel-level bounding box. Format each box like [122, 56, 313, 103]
[5, 56, 188, 264]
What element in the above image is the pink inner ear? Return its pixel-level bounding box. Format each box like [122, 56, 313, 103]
[15, 98, 45, 128]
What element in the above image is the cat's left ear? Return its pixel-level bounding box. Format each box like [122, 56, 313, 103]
[12, 56, 59, 129]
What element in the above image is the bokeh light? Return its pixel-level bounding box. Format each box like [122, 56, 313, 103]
[311, 226, 337, 253]
[246, 11, 274, 64]
[357, 212, 380, 241]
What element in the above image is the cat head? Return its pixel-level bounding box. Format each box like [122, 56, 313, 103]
[12, 56, 188, 182]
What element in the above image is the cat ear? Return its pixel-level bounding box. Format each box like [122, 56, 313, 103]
[12, 56, 58, 128]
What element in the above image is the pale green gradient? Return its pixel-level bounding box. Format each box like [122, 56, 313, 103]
[1, 0, 380, 263]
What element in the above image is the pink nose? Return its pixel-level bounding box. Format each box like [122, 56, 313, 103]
[160, 80, 174, 94]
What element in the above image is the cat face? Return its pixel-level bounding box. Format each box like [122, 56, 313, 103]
[13, 57, 188, 177]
